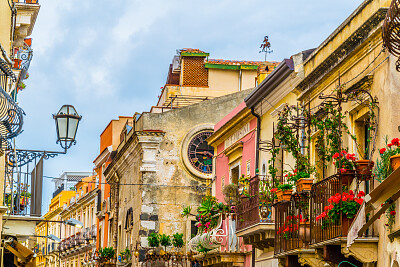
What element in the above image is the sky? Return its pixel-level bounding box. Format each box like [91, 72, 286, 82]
[15, 0, 363, 211]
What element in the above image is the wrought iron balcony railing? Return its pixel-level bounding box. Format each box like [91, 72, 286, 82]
[274, 193, 310, 255]
[310, 174, 375, 245]
[188, 214, 246, 254]
[236, 175, 273, 231]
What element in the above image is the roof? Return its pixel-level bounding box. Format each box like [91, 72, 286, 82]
[180, 48, 206, 54]
[207, 59, 278, 66]
[245, 59, 294, 108]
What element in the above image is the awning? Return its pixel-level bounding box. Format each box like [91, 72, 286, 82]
[347, 166, 400, 247]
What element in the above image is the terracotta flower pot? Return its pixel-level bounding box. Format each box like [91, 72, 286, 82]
[390, 154, 400, 172]
[341, 217, 354, 236]
[276, 189, 292, 202]
[355, 160, 374, 180]
[340, 169, 355, 185]
[296, 178, 313, 192]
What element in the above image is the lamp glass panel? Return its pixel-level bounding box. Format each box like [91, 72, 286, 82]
[67, 118, 79, 140]
[57, 117, 68, 139]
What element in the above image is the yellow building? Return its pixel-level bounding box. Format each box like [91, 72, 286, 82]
[1, 0, 40, 240]
[151, 48, 278, 113]
[239, 0, 400, 266]
[35, 190, 76, 267]
[60, 176, 98, 267]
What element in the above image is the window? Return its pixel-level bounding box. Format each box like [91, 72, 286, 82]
[230, 165, 240, 184]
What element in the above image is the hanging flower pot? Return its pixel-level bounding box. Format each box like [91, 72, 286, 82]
[390, 155, 400, 171]
[276, 189, 292, 202]
[340, 169, 356, 185]
[296, 178, 313, 192]
[355, 160, 374, 180]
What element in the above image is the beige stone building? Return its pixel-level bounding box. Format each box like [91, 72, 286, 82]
[103, 48, 276, 265]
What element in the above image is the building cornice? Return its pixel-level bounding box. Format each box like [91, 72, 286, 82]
[297, 8, 387, 95]
[207, 108, 254, 147]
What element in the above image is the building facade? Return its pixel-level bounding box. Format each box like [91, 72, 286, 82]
[59, 176, 98, 267]
[94, 116, 133, 251]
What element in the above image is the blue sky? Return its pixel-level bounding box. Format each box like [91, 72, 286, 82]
[15, 0, 363, 211]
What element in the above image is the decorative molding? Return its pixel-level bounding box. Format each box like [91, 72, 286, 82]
[297, 8, 387, 94]
[298, 252, 332, 267]
[341, 242, 378, 263]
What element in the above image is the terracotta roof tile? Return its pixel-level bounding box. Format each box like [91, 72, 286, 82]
[207, 59, 279, 67]
[180, 48, 206, 53]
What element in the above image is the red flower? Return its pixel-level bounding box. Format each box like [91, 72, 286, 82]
[391, 138, 400, 146]
[390, 210, 396, 216]
[357, 191, 365, 197]
[388, 143, 393, 148]
[380, 148, 386, 154]
[333, 153, 340, 159]
[355, 198, 363, 205]
[270, 188, 278, 193]
[349, 190, 354, 195]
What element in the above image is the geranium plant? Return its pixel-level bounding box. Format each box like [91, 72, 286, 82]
[332, 150, 356, 173]
[374, 137, 400, 182]
[277, 183, 293, 192]
[316, 190, 365, 229]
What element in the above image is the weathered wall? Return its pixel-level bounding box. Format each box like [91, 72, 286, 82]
[115, 89, 253, 260]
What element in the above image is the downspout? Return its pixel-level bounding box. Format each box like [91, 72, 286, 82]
[112, 171, 120, 253]
[250, 106, 260, 267]
[250, 107, 261, 170]
[239, 69, 242, 91]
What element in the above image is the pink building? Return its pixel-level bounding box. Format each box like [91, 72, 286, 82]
[207, 101, 257, 267]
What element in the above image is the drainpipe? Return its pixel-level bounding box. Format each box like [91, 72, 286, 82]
[250, 106, 260, 267]
[250, 107, 261, 169]
[239, 69, 242, 91]
[112, 171, 120, 252]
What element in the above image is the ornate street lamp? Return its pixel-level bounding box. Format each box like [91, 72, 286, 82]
[53, 105, 81, 151]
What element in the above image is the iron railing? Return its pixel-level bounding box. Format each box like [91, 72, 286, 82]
[139, 255, 201, 267]
[236, 175, 273, 231]
[274, 193, 310, 255]
[310, 174, 375, 245]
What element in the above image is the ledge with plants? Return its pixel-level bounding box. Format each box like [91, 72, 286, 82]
[146, 232, 185, 259]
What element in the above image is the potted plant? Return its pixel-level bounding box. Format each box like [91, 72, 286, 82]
[222, 183, 239, 206]
[375, 137, 400, 183]
[316, 190, 364, 235]
[119, 248, 131, 263]
[98, 247, 115, 265]
[276, 184, 293, 202]
[172, 233, 184, 254]
[333, 150, 357, 184]
[238, 175, 251, 198]
[286, 169, 313, 192]
[159, 234, 171, 255]
[147, 232, 160, 249]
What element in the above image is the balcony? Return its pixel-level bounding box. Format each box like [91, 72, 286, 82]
[274, 193, 311, 257]
[235, 175, 275, 249]
[13, 1, 40, 48]
[189, 214, 248, 266]
[308, 174, 378, 265]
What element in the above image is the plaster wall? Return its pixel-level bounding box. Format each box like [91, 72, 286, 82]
[299, 22, 400, 267]
[0, 1, 11, 55]
[114, 90, 252, 261]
